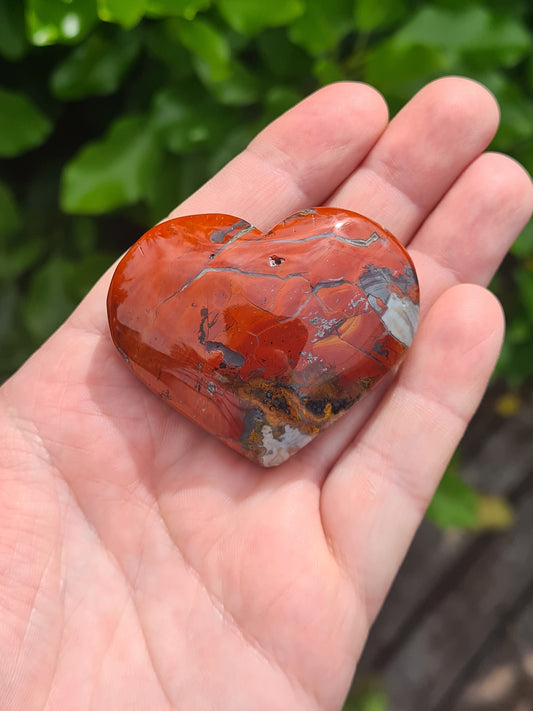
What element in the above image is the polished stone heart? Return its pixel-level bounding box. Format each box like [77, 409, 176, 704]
[107, 207, 419, 466]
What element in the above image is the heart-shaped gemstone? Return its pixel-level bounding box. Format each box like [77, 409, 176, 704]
[107, 207, 419, 466]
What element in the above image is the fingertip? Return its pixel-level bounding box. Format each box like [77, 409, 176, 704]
[484, 151, 533, 221]
[408, 75, 501, 147]
[423, 74, 501, 119]
[249, 80, 389, 169]
[309, 80, 389, 121]
[431, 282, 505, 340]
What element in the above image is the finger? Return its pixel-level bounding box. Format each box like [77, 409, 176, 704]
[331, 76, 500, 243]
[168, 81, 389, 232]
[320, 284, 505, 620]
[411, 151, 533, 310]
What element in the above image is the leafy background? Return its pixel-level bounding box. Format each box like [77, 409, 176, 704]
[1, 0, 532, 708]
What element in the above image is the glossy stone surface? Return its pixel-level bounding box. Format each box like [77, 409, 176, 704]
[107, 207, 419, 466]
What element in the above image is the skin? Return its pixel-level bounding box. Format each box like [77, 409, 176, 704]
[1, 77, 532, 711]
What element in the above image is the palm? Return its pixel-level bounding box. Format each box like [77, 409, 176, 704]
[1, 78, 531, 711]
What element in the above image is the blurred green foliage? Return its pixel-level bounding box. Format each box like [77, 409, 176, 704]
[344, 677, 389, 710]
[426, 454, 515, 531]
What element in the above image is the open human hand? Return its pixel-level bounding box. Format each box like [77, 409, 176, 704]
[1, 77, 532, 711]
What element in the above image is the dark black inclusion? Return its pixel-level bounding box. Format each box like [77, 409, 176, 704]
[303, 396, 351, 417]
[270, 395, 290, 414]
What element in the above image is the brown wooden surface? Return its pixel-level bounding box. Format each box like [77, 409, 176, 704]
[353, 388, 533, 710]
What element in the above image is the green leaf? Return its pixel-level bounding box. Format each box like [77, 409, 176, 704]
[143, 19, 193, 71]
[26, 0, 98, 46]
[313, 57, 346, 85]
[510, 148, 533, 247]
[0, 240, 44, 282]
[0, 182, 43, 281]
[365, 42, 448, 96]
[0, 1, 27, 60]
[289, 0, 353, 55]
[23, 256, 76, 341]
[0, 285, 23, 368]
[67, 252, 116, 301]
[515, 268, 533, 323]
[150, 86, 232, 152]
[393, 5, 531, 67]
[194, 58, 260, 105]
[69, 216, 99, 256]
[176, 17, 231, 81]
[144, 153, 185, 222]
[0, 183, 21, 241]
[426, 467, 478, 530]
[207, 123, 255, 175]
[0, 282, 38, 379]
[60, 115, 162, 214]
[145, 0, 211, 19]
[97, 0, 146, 28]
[50, 28, 141, 100]
[260, 86, 302, 126]
[216, 0, 305, 35]
[353, 0, 406, 33]
[256, 30, 311, 80]
[344, 689, 388, 711]
[18, 251, 113, 344]
[497, 321, 533, 385]
[344, 679, 389, 711]
[511, 219, 533, 258]
[480, 73, 533, 151]
[0, 88, 52, 158]
[0, 285, 18, 343]
[146, 152, 208, 222]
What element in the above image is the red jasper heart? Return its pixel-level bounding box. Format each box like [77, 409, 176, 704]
[107, 207, 419, 466]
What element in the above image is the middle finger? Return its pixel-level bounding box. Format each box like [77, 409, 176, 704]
[330, 76, 500, 243]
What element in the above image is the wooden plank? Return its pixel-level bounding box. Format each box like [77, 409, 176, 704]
[358, 393, 533, 675]
[357, 521, 469, 672]
[453, 594, 533, 710]
[372, 484, 533, 710]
